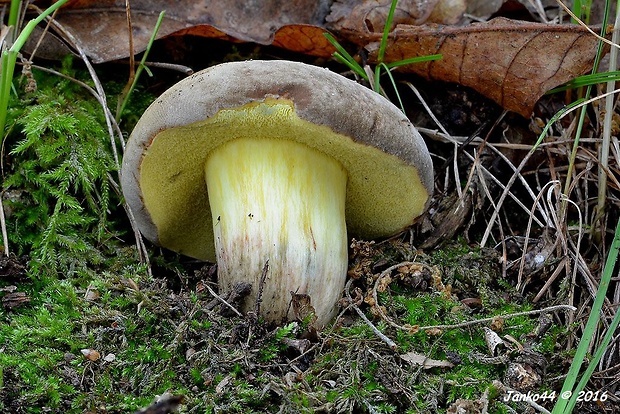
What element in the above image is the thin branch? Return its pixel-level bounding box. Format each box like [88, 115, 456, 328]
[254, 260, 269, 317]
[204, 284, 243, 318]
[418, 305, 576, 331]
[0, 192, 8, 256]
[345, 279, 397, 351]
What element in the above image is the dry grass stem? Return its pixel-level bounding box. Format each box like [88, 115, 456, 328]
[344, 278, 397, 350]
[204, 284, 243, 318]
[419, 305, 577, 332]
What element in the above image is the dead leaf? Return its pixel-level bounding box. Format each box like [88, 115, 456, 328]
[400, 351, 454, 369]
[103, 353, 116, 362]
[52, 0, 335, 63]
[505, 362, 541, 391]
[290, 291, 317, 326]
[326, 0, 439, 34]
[447, 399, 483, 414]
[354, 18, 607, 117]
[215, 374, 232, 395]
[281, 337, 312, 354]
[80, 348, 101, 361]
[0, 254, 27, 279]
[483, 327, 505, 356]
[37, 2, 606, 117]
[428, 0, 466, 24]
[466, 0, 505, 19]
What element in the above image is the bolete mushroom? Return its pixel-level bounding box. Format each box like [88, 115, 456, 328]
[121, 60, 433, 327]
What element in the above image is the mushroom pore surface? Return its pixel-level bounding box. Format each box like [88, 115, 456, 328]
[138, 100, 429, 262]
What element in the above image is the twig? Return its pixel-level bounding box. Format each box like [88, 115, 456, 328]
[117, 60, 194, 75]
[254, 260, 269, 316]
[345, 279, 397, 351]
[0, 192, 8, 256]
[204, 284, 243, 318]
[418, 305, 576, 331]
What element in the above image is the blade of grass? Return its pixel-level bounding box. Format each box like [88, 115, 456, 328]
[595, 1, 620, 233]
[378, 62, 405, 113]
[374, 0, 399, 92]
[386, 54, 443, 69]
[0, 0, 69, 143]
[547, 71, 620, 93]
[377, 0, 398, 64]
[560, 0, 610, 216]
[551, 216, 620, 413]
[116, 10, 165, 122]
[323, 32, 368, 80]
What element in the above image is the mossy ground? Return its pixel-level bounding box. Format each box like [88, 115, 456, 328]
[0, 58, 608, 413]
[2, 239, 554, 413]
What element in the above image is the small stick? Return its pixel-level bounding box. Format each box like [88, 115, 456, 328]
[346, 279, 397, 351]
[204, 284, 242, 317]
[418, 304, 576, 331]
[0, 193, 9, 256]
[254, 260, 269, 316]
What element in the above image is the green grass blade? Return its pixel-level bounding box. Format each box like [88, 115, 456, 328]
[116, 10, 165, 121]
[551, 217, 620, 413]
[0, 0, 69, 140]
[323, 32, 368, 80]
[548, 71, 620, 93]
[377, 0, 399, 64]
[8, 0, 21, 31]
[386, 54, 443, 69]
[377, 63, 405, 113]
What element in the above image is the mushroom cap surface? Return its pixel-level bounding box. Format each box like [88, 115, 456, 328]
[121, 60, 433, 261]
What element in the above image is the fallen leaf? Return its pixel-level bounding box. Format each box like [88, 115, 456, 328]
[483, 326, 505, 356]
[447, 399, 483, 414]
[103, 353, 116, 362]
[326, 0, 439, 34]
[215, 374, 232, 395]
[466, 0, 505, 19]
[52, 0, 335, 63]
[80, 348, 101, 361]
[351, 18, 607, 117]
[290, 292, 317, 326]
[400, 351, 454, 369]
[428, 0, 466, 24]
[35, 2, 607, 117]
[84, 287, 99, 301]
[281, 337, 312, 354]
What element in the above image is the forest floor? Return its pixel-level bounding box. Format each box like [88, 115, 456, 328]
[1, 4, 620, 414]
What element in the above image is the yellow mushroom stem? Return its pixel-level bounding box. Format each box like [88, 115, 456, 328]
[204, 137, 348, 326]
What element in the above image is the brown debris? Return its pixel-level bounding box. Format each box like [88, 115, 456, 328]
[1, 290, 31, 309]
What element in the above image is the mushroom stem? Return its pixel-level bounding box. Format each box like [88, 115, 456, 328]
[204, 137, 348, 326]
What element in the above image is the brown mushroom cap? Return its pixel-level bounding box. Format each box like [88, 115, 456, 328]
[121, 60, 433, 261]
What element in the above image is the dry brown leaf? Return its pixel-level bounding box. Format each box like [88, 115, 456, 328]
[53, 0, 335, 63]
[80, 348, 101, 361]
[400, 351, 454, 369]
[39, 2, 607, 117]
[326, 0, 440, 33]
[353, 18, 607, 117]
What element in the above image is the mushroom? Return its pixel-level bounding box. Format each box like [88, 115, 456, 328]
[121, 60, 433, 327]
